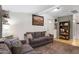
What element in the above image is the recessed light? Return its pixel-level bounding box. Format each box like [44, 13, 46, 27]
[49, 20, 52, 23]
[73, 20, 76, 23]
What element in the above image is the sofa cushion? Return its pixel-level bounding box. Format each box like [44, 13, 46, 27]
[0, 43, 11, 54]
[21, 44, 33, 54]
[29, 37, 49, 44]
[33, 36, 52, 41]
[24, 37, 30, 44]
[34, 32, 41, 38]
[33, 32, 45, 38]
[26, 31, 46, 39]
[11, 47, 22, 54]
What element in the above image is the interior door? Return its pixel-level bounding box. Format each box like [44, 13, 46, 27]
[76, 24, 79, 39]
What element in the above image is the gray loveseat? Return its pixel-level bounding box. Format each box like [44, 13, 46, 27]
[24, 31, 53, 48]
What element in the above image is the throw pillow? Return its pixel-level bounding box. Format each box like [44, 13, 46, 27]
[10, 38, 22, 54]
[45, 32, 49, 37]
[24, 37, 29, 44]
[27, 33, 33, 40]
[10, 38, 22, 47]
[4, 39, 14, 49]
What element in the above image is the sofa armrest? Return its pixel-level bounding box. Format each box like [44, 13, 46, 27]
[21, 38, 32, 44]
[49, 34, 54, 38]
[20, 40, 26, 44]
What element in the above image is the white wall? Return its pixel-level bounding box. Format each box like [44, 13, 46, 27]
[41, 14, 56, 38]
[6, 12, 55, 40]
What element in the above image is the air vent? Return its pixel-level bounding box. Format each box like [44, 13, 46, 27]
[71, 10, 78, 14]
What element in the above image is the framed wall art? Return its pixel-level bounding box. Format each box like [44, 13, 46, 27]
[32, 15, 44, 26]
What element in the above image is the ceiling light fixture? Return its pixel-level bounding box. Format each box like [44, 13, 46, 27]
[52, 7, 61, 12]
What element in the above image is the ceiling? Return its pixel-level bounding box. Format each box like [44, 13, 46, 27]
[46, 5, 79, 17]
[2, 5, 53, 14]
[2, 5, 79, 17]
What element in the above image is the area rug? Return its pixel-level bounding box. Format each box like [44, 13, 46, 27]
[34, 40, 79, 54]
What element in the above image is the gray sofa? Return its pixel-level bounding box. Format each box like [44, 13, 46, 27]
[0, 38, 40, 54]
[24, 31, 53, 48]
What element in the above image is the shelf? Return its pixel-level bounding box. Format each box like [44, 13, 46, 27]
[59, 21, 70, 40]
[59, 34, 69, 36]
